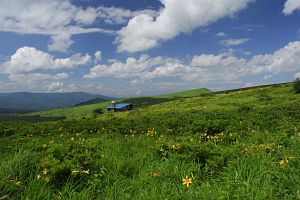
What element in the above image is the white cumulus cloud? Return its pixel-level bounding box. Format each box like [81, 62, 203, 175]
[243, 41, 300, 75]
[0, 0, 113, 35]
[45, 82, 76, 93]
[84, 53, 244, 83]
[116, 0, 253, 52]
[9, 73, 69, 82]
[1, 47, 91, 74]
[0, 0, 161, 52]
[84, 54, 185, 82]
[7, 73, 69, 91]
[48, 33, 74, 53]
[94, 51, 102, 63]
[186, 54, 246, 82]
[283, 0, 300, 15]
[97, 6, 158, 25]
[75, 7, 99, 25]
[85, 41, 300, 84]
[0, 0, 115, 52]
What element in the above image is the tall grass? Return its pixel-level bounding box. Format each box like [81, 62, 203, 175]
[1, 83, 300, 199]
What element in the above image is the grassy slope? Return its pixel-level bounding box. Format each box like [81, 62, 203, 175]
[1, 83, 300, 199]
[154, 88, 211, 98]
[28, 88, 211, 119]
[74, 97, 111, 107]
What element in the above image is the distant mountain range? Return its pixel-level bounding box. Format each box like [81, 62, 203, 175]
[0, 92, 113, 114]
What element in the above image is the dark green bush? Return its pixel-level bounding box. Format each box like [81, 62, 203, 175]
[257, 91, 272, 102]
[93, 108, 104, 116]
[237, 105, 252, 114]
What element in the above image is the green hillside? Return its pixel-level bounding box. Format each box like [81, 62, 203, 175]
[75, 88, 211, 108]
[155, 88, 211, 98]
[73, 98, 110, 107]
[1, 83, 300, 199]
[28, 88, 211, 119]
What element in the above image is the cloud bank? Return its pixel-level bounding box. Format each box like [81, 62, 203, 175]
[86, 41, 300, 83]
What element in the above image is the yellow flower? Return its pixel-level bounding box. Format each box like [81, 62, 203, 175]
[36, 175, 42, 179]
[279, 156, 293, 168]
[279, 158, 288, 167]
[152, 172, 160, 177]
[172, 143, 181, 150]
[42, 168, 49, 175]
[44, 177, 50, 182]
[182, 176, 192, 187]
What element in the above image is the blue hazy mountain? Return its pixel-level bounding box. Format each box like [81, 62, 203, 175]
[0, 92, 113, 114]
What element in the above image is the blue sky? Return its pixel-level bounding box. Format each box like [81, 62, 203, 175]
[0, 0, 300, 97]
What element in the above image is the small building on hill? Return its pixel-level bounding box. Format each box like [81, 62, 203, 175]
[106, 103, 134, 112]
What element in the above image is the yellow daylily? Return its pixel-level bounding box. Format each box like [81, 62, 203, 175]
[42, 168, 49, 175]
[182, 176, 192, 187]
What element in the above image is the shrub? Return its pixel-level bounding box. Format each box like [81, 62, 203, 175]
[237, 105, 252, 114]
[93, 108, 103, 116]
[294, 78, 300, 94]
[257, 91, 272, 102]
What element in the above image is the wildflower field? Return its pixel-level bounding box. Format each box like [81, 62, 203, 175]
[1, 83, 300, 199]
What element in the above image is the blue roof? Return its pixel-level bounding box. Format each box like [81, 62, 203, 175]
[107, 103, 132, 109]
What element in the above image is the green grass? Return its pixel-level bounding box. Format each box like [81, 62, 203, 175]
[0, 115, 65, 122]
[1, 83, 300, 199]
[154, 88, 211, 98]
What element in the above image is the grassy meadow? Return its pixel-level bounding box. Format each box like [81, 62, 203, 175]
[1, 83, 300, 199]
